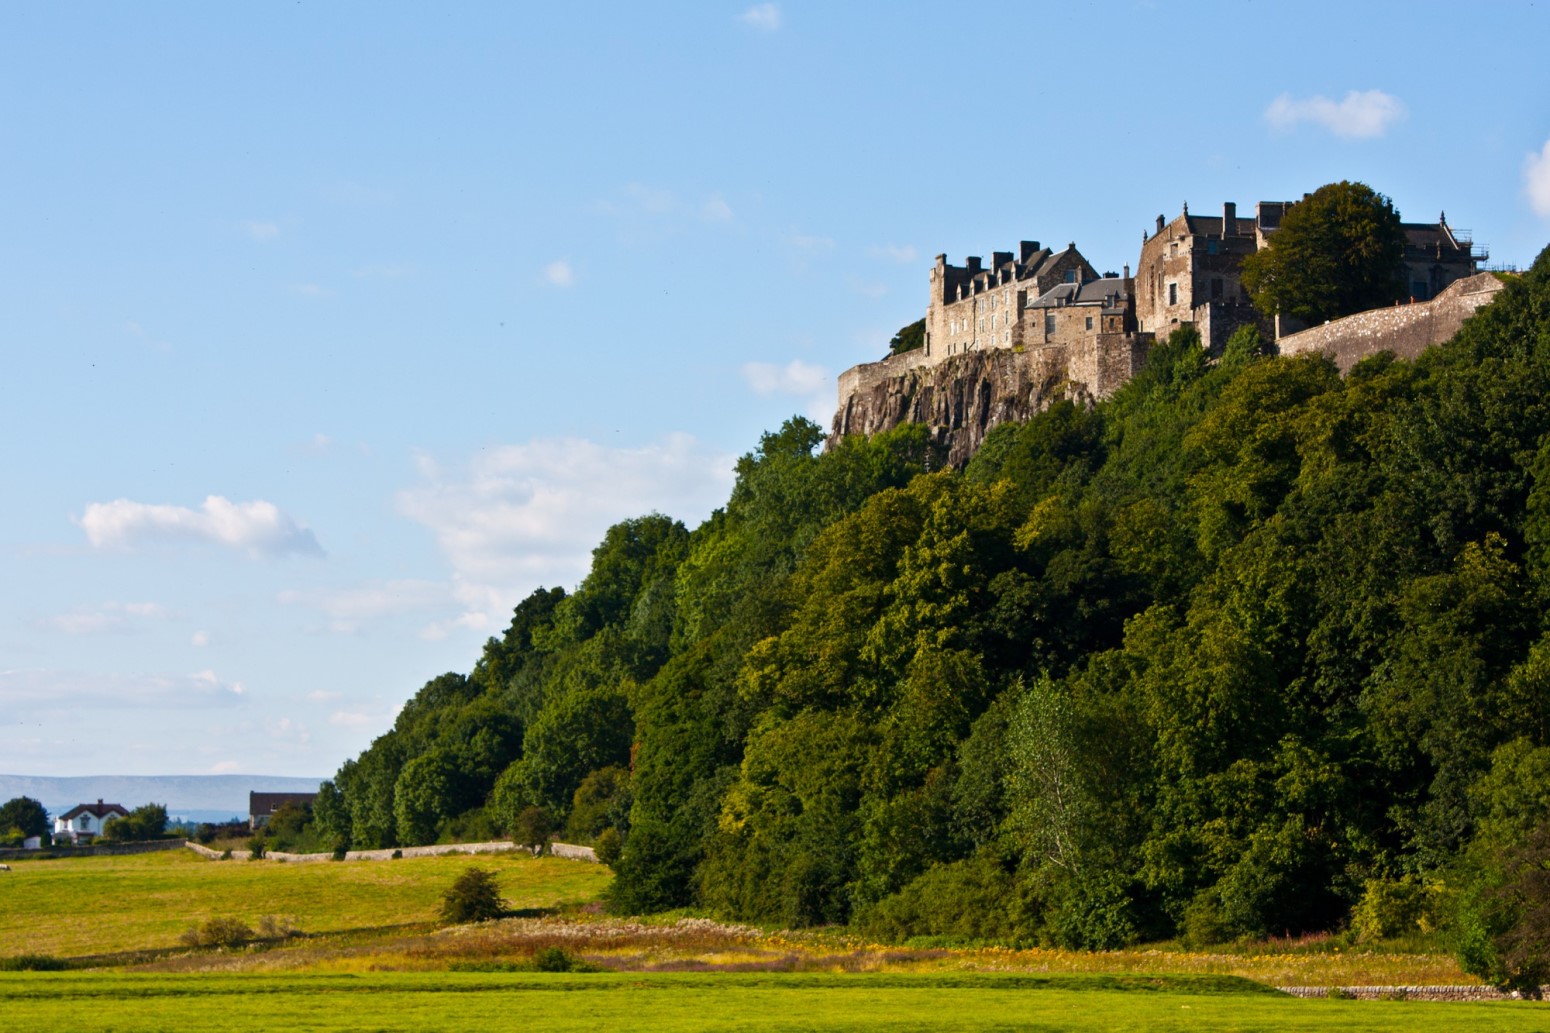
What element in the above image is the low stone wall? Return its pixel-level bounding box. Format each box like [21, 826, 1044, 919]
[184, 839, 598, 863]
[1278, 985, 1522, 1002]
[1276, 273, 1505, 372]
[0, 838, 185, 861]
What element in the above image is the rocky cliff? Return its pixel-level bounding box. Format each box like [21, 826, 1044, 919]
[830, 346, 1077, 468]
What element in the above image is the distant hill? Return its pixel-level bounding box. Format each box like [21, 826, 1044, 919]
[0, 774, 327, 822]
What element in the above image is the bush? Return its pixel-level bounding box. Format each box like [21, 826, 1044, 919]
[532, 946, 575, 972]
[0, 954, 67, 971]
[180, 916, 254, 948]
[256, 915, 299, 940]
[331, 844, 348, 861]
[1351, 877, 1434, 942]
[593, 827, 623, 868]
[513, 806, 554, 855]
[439, 866, 505, 924]
[856, 856, 1031, 943]
[247, 837, 266, 860]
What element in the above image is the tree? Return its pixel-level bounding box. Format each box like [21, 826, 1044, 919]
[513, 806, 554, 855]
[102, 803, 168, 842]
[439, 866, 505, 924]
[889, 318, 925, 356]
[1240, 181, 1407, 325]
[0, 796, 49, 845]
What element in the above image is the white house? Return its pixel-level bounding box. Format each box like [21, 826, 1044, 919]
[54, 800, 129, 844]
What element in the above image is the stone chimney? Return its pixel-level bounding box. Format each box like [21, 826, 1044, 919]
[1156, 214, 1165, 233]
[1223, 201, 1237, 234]
[965, 256, 982, 274]
[1020, 240, 1039, 262]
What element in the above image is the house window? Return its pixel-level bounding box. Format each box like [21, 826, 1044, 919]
[1045, 314, 1056, 335]
[80, 816, 91, 830]
[1168, 282, 1178, 306]
[1085, 316, 1093, 331]
[1207, 240, 1218, 255]
[1064, 269, 1077, 283]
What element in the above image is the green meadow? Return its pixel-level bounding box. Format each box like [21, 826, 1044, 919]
[4, 972, 1550, 1033]
[3, 850, 1548, 1031]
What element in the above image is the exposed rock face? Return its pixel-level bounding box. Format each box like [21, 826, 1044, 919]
[830, 346, 1077, 468]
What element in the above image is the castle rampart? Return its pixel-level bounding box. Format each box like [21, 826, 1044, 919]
[1276, 272, 1505, 371]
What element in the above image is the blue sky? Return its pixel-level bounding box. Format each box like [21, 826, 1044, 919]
[5, 1, 1550, 778]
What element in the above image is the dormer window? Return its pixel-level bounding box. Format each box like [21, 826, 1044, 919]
[80, 816, 91, 830]
[1064, 270, 1077, 284]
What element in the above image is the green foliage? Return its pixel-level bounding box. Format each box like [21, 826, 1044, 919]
[439, 866, 505, 924]
[101, 804, 168, 842]
[593, 827, 624, 867]
[0, 796, 49, 843]
[888, 318, 926, 356]
[1351, 877, 1435, 943]
[0, 954, 67, 971]
[180, 916, 254, 948]
[1240, 180, 1408, 324]
[531, 946, 576, 972]
[513, 806, 555, 855]
[857, 855, 1029, 943]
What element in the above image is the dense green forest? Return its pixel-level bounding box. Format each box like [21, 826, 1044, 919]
[315, 250, 1550, 985]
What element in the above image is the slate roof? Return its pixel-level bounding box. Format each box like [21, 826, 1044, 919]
[58, 800, 129, 821]
[1028, 277, 1131, 312]
[249, 791, 318, 817]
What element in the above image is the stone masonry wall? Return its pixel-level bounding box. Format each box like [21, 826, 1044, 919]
[1276, 273, 1505, 372]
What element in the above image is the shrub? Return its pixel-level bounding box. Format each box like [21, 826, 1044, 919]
[391, 849, 403, 859]
[219, 849, 233, 861]
[0, 954, 67, 971]
[1351, 876, 1433, 942]
[331, 844, 348, 861]
[180, 916, 254, 948]
[256, 915, 299, 940]
[593, 827, 623, 868]
[513, 806, 554, 855]
[247, 836, 265, 860]
[532, 946, 574, 972]
[439, 866, 505, 924]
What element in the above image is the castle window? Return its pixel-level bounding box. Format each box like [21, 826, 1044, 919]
[1211, 278, 1223, 299]
[1064, 269, 1077, 284]
[1168, 282, 1178, 306]
[1045, 314, 1056, 335]
[1207, 240, 1218, 255]
[1085, 316, 1093, 331]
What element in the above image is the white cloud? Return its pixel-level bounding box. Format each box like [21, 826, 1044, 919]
[1526, 138, 1550, 217]
[292, 283, 330, 298]
[1264, 89, 1404, 139]
[740, 3, 781, 31]
[0, 667, 249, 713]
[544, 259, 575, 287]
[278, 579, 449, 633]
[742, 359, 830, 396]
[702, 195, 734, 222]
[306, 689, 342, 703]
[868, 244, 918, 264]
[245, 220, 280, 241]
[78, 495, 325, 559]
[191, 630, 210, 647]
[742, 360, 836, 428]
[328, 710, 375, 727]
[41, 601, 169, 636]
[787, 231, 836, 252]
[396, 435, 736, 635]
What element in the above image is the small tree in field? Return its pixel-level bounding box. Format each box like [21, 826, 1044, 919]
[440, 866, 505, 924]
[514, 806, 554, 856]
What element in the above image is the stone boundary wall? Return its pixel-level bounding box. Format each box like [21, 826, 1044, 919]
[0, 838, 185, 861]
[1277, 985, 1524, 1002]
[1276, 273, 1505, 372]
[184, 839, 597, 863]
[835, 346, 936, 411]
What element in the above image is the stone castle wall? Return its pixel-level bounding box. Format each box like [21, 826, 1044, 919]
[1276, 273, 1504, 372]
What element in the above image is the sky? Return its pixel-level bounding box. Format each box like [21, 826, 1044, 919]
[5, 1, 1550, 779]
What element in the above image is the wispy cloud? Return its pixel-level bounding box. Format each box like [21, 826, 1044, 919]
[742, 359, 835, 426]
[740, 3, 781, 31]
[544, 259, 576, 287]
[77, 495, 324, 559]
[292, 283, 331, 298]
[278, 579, 449, 634]
[1526, 137, 1550, 217]
[591, 184, 738, 228]
[787, 231, 836, 252]
[245, 220, 280, 241]
[40, 601, 169, 636]
[0, 667, 249, 712]
[396, 435, 735, 637]
[1264, 89, 1404, 139]
[701, 195, 734, 222]
[868, 244, 918, 264]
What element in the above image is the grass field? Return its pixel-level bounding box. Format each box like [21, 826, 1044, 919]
[3, 972, 1549, 1033]
[3, 849, 1543, 1032]
[0, 848, 610, 958]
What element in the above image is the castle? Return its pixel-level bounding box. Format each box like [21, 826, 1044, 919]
[832, 195, 1494, 465]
